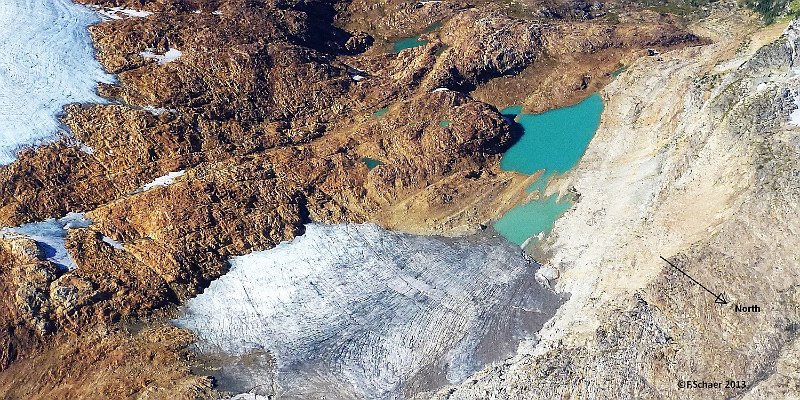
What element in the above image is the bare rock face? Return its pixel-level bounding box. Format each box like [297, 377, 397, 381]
[422, 11, 546, 91]
[356, 91, 513, 203]
[743, 334, 800, 398]
[539, 0, 605, 20]
[0, 238, 56, 368]
[0, 89, 515, 349]
[0, 324, 214, 399]
[13, 262, 59, 336]
[468, 12, 706, 112]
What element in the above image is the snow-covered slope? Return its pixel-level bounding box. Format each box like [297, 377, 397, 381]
[175, 224, 562, 399]
[0, 0, 113, 164]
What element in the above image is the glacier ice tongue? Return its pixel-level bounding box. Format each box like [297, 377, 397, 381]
[176, 223, 562, 399]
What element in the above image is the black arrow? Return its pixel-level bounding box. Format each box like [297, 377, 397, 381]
[660, 256, 728, 305]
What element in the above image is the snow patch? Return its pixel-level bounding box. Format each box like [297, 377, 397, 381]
[139, 170, 186, 192]
[142, 106, 173, 116]
[344, 64, 367, 82]
[101, 236, 125, 250]
[790, 91, 800, 126]
[89, 5, 152, 20]
[79, 144, 95, 155]
[0, 0, 114, 165]
[140, 48, 183, 65]
[432, 87, 451, 92]
[786, 19, 800, 68]
[0, 212, 92, 271]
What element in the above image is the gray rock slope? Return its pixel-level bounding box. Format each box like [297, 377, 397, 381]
[425, 15, 800, 400]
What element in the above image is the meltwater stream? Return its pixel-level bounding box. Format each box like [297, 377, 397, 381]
[0, 0, 113, 164]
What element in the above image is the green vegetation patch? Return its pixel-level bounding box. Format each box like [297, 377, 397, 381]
[788, 0, 800, 17]
[744, 0, 791, 23]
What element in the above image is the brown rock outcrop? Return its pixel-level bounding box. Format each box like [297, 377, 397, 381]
[422, 10, 546, 91]
[0, 324, 213, 399]
[0, 238, 56, 369]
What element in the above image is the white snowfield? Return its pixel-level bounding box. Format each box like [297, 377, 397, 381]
[176, 223, 561, 399]
[0, 0, 113, 165]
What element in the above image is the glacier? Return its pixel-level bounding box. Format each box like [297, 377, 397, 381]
[175, 223, 563, 399]
[0, 0, 114, 165]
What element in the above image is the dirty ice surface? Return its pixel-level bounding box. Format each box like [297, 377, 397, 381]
[176, 223, 562, 399]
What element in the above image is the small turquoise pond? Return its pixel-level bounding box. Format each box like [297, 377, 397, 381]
[392, 22, 440, 53]
[439, 120, 451, 127]
[373, 107, 389, 117]
[494, 94, 604, 245]
[362, 157, 383, 170]
[393, 36, 427, 52]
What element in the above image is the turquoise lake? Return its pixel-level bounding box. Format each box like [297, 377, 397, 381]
[499, 94, 603, 175]
[494, 94, 604, 245]
[393, 36, 427, 52]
